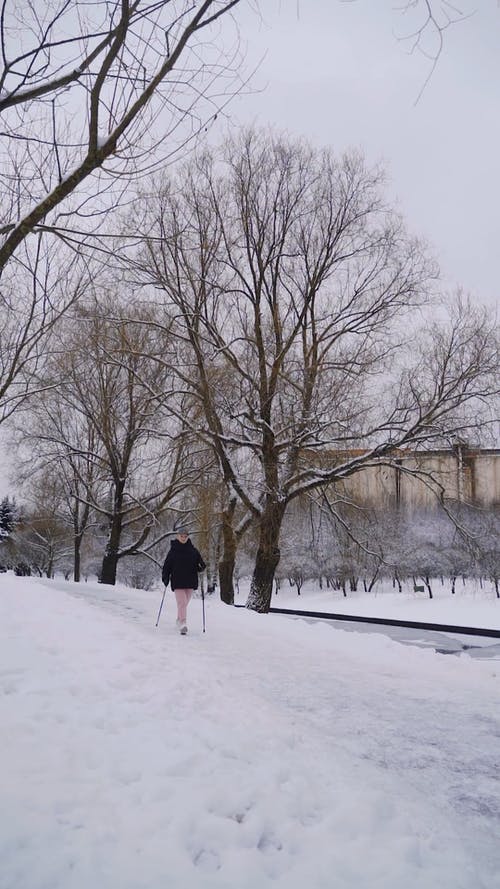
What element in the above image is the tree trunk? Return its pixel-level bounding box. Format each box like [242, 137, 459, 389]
[100, 548, 119, 586]
[99, 511, 123, 586]
[74, 533, 82, 583]
[218, 558, 235, 604]
[218, 505, 237, 605]
[246, 505, 285, 613]
[73, 494, 90, 584]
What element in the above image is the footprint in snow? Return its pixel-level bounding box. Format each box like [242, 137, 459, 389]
[192, 848, 221, 872]
[258, 832, 283, 853]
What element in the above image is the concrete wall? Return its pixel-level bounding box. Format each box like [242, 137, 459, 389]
[329, 448, 500, 511]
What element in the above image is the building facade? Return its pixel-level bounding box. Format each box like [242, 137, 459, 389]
[327, 446, 500, 511]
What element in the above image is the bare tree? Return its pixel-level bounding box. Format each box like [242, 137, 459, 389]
[12, 480, 74, 579]
[355, 1, 477, 101]
[14, 390, 103, 581]
[0, 245, 91, 422]
[394, 4, 472, 53]
[0, 1, 247, 268]
[0, 1, 248, 421]
[18, 290, 201, 585]
[130, 129, 498, 611]
[463, 504, 500, 598]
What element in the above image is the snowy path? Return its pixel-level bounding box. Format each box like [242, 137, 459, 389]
[1, 575, 499, 889]
[276, 612, 500, 660]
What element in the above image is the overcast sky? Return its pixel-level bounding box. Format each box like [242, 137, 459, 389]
[220, 0, 500, 308]
[1, 1, 498, 499]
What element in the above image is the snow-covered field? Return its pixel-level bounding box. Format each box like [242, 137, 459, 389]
[1, 573, 500, 889]
[267, 579, 500, 630]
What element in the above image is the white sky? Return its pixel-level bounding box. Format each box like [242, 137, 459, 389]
[221, 0, 500, 308]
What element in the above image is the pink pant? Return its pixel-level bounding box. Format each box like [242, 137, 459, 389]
[174, 588, 193, 622]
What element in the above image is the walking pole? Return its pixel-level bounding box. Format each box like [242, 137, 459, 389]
[201, 584, 206, 633]
[155, 585, 166, 627]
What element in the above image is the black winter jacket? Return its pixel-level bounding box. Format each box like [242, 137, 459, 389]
[161, 538, 206, 590]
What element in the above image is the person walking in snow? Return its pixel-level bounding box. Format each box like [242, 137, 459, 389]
[161, 526, 206, 635]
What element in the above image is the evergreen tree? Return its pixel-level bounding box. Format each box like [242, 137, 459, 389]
[0, 497, 17, 540]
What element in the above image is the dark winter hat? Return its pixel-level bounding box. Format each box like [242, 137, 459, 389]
[175, 525, 189, 535]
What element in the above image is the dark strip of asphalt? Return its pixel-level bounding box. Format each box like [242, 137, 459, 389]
[266, 606, 500, 639]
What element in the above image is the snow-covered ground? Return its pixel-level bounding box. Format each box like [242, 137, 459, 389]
[267, 579, 500, 630]
[1, 573, 500, 889]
